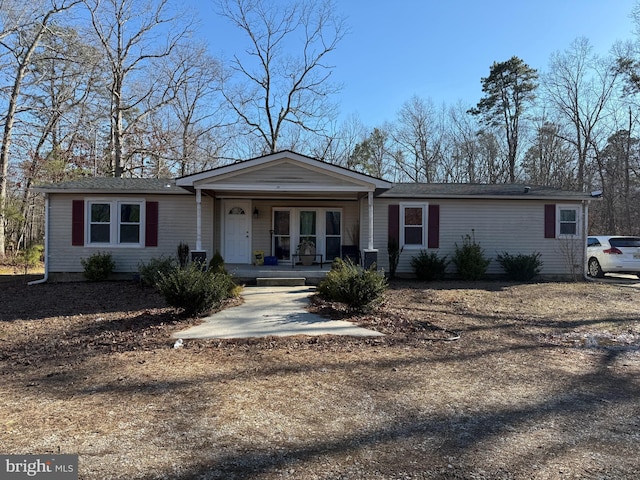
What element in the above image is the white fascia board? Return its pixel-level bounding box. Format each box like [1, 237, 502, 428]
[195, 183, 374, 192]
[177, 153, 392, 189]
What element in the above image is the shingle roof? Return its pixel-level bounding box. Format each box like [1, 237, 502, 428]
[34, 175, 592, 201]
[35, 177, 190, 194]
[379, 183, 591, 200]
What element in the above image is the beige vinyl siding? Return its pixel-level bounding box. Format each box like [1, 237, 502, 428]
[199, 162, 365, 189]
[48, 193, 212, 273]
[437, 200, 583, 276]
[370, 198, 585, 278]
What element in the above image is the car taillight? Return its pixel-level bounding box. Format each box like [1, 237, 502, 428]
[603, 247, 623, 254]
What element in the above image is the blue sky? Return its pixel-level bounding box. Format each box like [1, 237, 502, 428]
[190, 0, 637, 127]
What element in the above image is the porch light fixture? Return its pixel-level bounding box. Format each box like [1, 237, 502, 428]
[253, 207, 259, 218]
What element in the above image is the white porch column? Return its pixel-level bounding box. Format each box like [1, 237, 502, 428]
[195, 188, 202, 251]
[368, 191, 374, 250]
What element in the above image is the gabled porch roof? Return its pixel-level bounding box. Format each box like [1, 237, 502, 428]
[176, 150, 392, 197]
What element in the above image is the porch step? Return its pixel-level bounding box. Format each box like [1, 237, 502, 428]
[256, 277, 306, 287]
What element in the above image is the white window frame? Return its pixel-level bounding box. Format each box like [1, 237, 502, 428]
[324, 209, 342, 261]
[271, 207, 343, 261]
[86, 199, 145, 247]
[556, 204, 581, 238]
[88, 201, 112, 244]
[400, 203, 427, 249]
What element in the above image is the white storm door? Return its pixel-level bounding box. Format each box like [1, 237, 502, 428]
[224, 201, 251, 263]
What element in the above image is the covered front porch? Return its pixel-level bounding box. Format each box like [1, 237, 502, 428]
[176, 151, 393, 271]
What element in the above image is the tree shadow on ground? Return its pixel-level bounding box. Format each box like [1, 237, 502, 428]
[0, 281, 166, 322]
[134, 346, 639, 480]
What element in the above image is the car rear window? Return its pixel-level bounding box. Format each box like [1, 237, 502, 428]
[609, 237, 640, 248]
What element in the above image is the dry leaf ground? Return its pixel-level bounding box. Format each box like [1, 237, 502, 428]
[1, 274, 639, 479]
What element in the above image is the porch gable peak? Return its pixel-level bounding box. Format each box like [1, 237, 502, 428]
[176, 150, 392, 192]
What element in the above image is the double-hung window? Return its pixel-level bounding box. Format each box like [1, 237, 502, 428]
[119, 203, 141, 243]
[87, 200, 143, 246]
[89, 203, 111, 243]
[557, 205, 579, 237]
[401, 203, 427, 248]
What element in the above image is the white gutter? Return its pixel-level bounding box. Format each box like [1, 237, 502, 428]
[582, 200, 596, 282]
[28, 193, 49, 285]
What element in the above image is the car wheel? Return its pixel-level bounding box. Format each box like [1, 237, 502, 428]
[588, 258, 604, 278]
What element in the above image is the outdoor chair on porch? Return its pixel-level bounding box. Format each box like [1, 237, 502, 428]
[340, 245, 361, 265]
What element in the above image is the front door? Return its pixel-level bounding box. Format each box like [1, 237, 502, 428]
[224, 201, 251, 263]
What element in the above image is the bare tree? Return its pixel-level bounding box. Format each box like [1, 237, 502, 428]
[392, 96, 445, 183]
[348, 127, 394, 179]
[85, 0, 192, 177]
[523, 120, 575, 188]
[163, 46, 228, 176]
[543, 37, 621, 190]
[445, 102, 481, 183]
[309, 113, 367, 166]
[590, 124, 640, 234]
[445, 102, 507, 183]
[15, 25, 105, 250]
[0, 0, 81, 259]
[217, 0, 345, 156]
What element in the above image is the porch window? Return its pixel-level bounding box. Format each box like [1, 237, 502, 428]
[299, 210, 317, 250]
[325, 211, 341, 261]
[273, 210, 291, 260]
[401, 203, 426, 248]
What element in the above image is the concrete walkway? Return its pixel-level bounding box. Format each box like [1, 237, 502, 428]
[172, 286, 384, 339]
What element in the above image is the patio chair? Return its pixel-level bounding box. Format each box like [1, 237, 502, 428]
[340, 245, 361, 265]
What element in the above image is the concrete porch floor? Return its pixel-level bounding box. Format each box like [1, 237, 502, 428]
[225, 262, 329, 285]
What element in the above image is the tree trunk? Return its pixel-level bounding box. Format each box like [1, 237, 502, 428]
[0, 19, 51, 259]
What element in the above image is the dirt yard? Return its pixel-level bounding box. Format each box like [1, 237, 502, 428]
[1, 274, 639, 479]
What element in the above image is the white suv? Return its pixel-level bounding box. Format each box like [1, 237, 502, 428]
[587, 236, 640, 278]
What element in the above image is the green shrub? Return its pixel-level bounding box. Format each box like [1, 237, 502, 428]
[451, 233, 490, 281]
[81, 252, 115, 281]
[177, 242, 190, 268]
[318, 258, 387, 312]
[208, 250, 226, 273]
[156, 263, 236, 316]
[496, 251, 542, 281]
[138, 256, 177, 288]
[411, 250, 448, 281]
